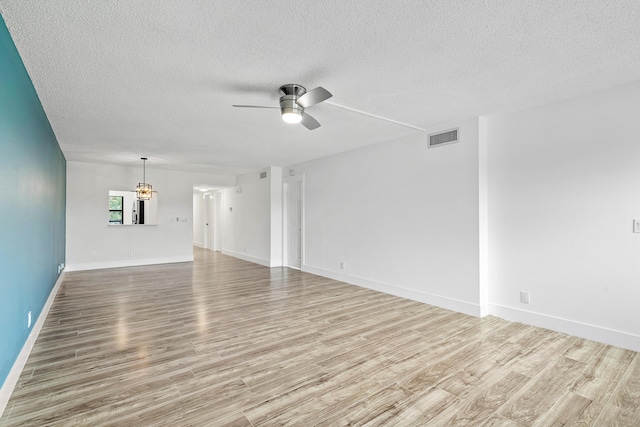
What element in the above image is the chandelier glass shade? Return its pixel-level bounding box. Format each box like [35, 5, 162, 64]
[136, 182, 152, 200]
[136, 157, 153, 200]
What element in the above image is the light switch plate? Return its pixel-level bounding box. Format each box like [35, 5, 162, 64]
[634, 219, 640, 233]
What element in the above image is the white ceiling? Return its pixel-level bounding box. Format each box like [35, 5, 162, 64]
[2, 1, 640, 175]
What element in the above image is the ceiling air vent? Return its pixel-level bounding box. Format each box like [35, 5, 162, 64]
[260, 171, 267, 179]
[428, 128, 459, 148]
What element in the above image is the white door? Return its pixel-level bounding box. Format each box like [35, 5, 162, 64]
[203, 194, 214, 250]
[285, 180, 302, 269]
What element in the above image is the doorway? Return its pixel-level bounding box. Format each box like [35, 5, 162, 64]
[193, 187, 223, 252]
[283, 176, 303, 269]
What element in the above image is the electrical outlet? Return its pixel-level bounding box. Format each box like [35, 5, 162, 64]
[634, 219, 640, 233]
[520, 292, 530, 304]
[340, 262, 345, 270]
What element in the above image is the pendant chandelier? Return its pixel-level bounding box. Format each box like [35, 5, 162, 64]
[135, 157, 153, 200]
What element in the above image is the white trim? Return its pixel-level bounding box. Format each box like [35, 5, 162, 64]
[489, 303, 640, 352]
[0, 272, 64, 417]
[303, 264, 482, 317]
[65, 255, 194, 272]
[221, 249, 271, 267]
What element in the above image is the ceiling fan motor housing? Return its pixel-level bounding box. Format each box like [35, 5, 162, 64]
[279, 84, 306, 116]
[279, 84, 306, 97]
[280, 96, 304, 115]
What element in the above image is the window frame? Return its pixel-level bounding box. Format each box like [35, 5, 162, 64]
[109, 196, 124, 225]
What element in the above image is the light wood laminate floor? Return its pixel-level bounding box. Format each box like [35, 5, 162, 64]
[2, 248, 639, 426]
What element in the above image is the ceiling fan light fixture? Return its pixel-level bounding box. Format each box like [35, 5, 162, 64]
[282, 110, 302, 124]
[280, 93, 304, 124]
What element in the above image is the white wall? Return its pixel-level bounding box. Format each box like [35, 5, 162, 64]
[66, 161, 235, 271]
[287, 118, 482, 316]
[487, 80, 640, 350]
[221, 167, 282, 267]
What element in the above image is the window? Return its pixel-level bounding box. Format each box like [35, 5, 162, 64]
[109, 196, 124, 224]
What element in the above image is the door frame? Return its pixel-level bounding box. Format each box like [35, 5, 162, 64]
[282, 174, 305, 269]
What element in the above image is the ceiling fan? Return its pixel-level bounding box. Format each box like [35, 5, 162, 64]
[233, 84, 332, 130]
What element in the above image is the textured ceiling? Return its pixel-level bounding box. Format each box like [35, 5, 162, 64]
[2, 1, 640, 175]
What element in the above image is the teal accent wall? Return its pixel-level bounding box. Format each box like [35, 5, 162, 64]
[0, 14, 66, 388]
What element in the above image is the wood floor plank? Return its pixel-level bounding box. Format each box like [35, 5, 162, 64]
[381, 386, 458, 427]
[571, 345, 636, 404]
[313, 383, 415, 426]
[498, 356, 588, 426]
[1, 248, 638, 426]
[532, 390, 593, 426]
[593, 404, 640, 427]
[426, 370, 530, 426]
[480, 414, 524, 427]
[609, 352, 640, 411]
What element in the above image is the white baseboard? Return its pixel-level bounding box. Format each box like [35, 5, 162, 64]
[297, 265, 640, 351]
[489, 303, 640, 352]
[221, 250, 271, 267]
[65, 255, 194, 272]
[0, 272, 64, 418]
[193, 242, 205, 249]
[302, 265, 483, 317]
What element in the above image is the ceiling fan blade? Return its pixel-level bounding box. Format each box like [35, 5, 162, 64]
[232, 105, 279, 109]
[296, 86, 332, 108]
[300, 113, 321, 130]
